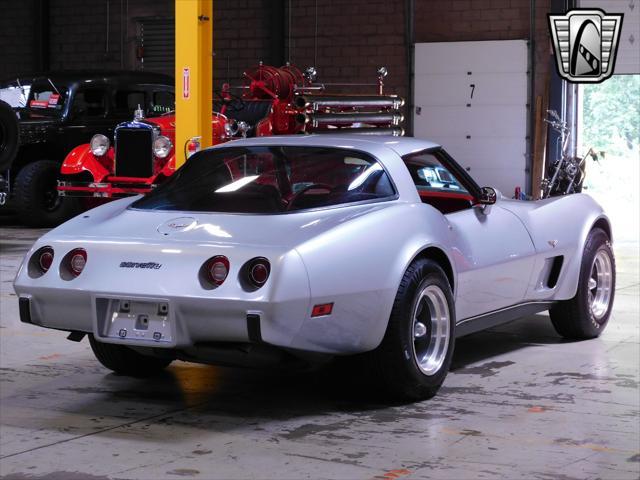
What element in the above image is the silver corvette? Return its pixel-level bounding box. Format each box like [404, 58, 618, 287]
[13, 135, 616, 400]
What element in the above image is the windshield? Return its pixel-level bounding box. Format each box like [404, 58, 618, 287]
[27, 83, 68, 116]
[132, 146, 396, 214]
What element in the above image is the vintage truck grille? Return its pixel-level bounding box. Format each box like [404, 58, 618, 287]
[114, 128, 154, 178]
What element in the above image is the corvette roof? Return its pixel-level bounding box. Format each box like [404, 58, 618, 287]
[209, 134, 441, 157]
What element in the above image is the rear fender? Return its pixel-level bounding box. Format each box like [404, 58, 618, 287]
[292, 203, 456, 354]
[61, 145, 113, 182]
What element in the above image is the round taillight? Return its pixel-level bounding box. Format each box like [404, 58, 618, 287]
[206, 255, 229, 286]
[39, 249, 54, 272]
[68, 249, 87, 276]
[246, 258, 270, 288]
[29, 246, 55, 278]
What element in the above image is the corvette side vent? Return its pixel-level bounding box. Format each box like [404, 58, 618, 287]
[546, 256, 564, 289]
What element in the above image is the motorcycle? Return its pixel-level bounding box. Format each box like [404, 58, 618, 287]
[541, 110, 602, 199]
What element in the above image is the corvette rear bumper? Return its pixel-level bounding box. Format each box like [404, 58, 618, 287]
[18, 294, 263, 343]
[17, 287, 302, 350]
[16, 284, 388, 355]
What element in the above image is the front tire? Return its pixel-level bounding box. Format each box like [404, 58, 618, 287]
[368, 259, 456, 400]
[549, 228, 615, 339]
[89, 335, 173, 377]
[14, 160, 81, 227]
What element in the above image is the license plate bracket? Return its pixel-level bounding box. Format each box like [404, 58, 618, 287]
[98, 298, 173, 345]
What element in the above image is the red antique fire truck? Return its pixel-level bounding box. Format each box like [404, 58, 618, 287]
[57, 64, 404, 199]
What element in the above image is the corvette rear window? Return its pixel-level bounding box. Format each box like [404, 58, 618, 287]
[132, 146, 396, 213]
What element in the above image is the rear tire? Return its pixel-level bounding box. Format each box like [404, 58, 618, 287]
[549, 228, 615, 339]
[89, 335, 173, 377]
[367, 258, 456, 401]
[14, 160, 81, 227]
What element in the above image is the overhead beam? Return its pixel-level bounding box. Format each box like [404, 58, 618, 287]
[175, 0, 213, 168]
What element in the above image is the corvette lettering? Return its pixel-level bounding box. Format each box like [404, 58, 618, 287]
[119, 262, 162, 269]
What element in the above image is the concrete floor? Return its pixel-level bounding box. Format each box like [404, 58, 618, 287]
[0, 224, 638, 480]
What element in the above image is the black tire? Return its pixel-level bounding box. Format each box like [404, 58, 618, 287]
[89, 335, 173, 377]
[368, 258, 456, 401]
[549, 228, 615, 339]
[0, 100, 19, 172]
[14, 160, 81, 227]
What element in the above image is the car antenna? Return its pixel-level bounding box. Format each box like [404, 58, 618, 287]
[47, 77, 60, 95]
[16, 77, 27, 106]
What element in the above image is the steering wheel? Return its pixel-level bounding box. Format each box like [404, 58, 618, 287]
[214, 90, 245, 113]
[286, 183, 333, 211]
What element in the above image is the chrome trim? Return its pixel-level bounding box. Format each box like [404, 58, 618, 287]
[457, 301, 556, 326]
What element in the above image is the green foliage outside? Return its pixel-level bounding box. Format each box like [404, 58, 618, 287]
[581, 74, 640, 157]
[580, 75, 639, 243]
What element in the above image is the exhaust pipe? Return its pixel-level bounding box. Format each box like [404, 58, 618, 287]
[299, 112, 404, 127]
[294, 95, 405, 110]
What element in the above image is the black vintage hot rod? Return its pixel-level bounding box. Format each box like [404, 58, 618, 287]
[0, 71, 173, 226]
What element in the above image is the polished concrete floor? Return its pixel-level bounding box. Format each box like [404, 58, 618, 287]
[0, 224, 638, 480]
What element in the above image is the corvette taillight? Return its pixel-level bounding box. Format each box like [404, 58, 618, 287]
[206, 255, 229, 286]
[39, 248, 54, 272]
[29, 246, 54, 278]
[68, 249, 87, 277]
[243, 257, 270, 289]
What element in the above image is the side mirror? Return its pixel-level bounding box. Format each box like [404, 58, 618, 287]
[479, 186, 497, 205]
[477, 186, 497, 215]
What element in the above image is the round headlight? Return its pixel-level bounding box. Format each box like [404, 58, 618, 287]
[90, 134, 110, 157]
[153, 135, 173, 159]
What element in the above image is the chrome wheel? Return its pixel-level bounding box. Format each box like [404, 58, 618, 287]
[411, 284, 450, 376]
[588, 249, 613, 321]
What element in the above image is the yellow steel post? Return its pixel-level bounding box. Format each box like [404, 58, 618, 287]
[175, 0, 213, 168]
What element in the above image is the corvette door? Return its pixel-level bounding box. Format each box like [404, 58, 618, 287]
[402, 149, 536, 321]
[446, 202, 536, 320]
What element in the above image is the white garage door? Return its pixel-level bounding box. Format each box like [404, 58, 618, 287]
[580, 0, 640, 74]
[413, 40, 529, 195]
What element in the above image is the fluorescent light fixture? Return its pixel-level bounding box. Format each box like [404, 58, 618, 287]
[215, 175, 259, 193]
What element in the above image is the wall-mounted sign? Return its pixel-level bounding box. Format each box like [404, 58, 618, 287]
[182, 67, 190, 99]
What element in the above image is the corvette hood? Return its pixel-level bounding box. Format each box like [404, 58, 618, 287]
[46, 197, 398, 250]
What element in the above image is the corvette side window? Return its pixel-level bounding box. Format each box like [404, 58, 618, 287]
[404, 154, 467, 194]
[402, 152, 473, 215]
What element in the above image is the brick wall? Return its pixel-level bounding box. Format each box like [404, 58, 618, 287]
[284, 0, 408, 100]
[213, 0, 277, 85]
[0, 1, 35, 77]
[48, 0, 121, 71]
